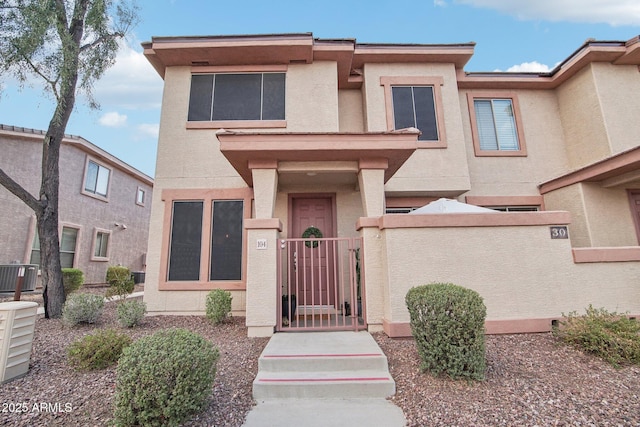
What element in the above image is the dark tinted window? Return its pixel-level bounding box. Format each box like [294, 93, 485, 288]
[210, 200, 244, 281]
[168, 201, 203, 281]
[392, 86, 438, 141]
[188, 75, 214, 121]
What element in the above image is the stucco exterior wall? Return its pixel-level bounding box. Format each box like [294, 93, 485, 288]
[338, 89, 365, 133]
[581, 183, 638, 247]
[379, 219, 640, 331]
[362, 63, 471, 196]
[556, 65, 611, 170]
[461, 89, 569, 197]
[0, 132, 152, 285]
[592, 63, 640, 156]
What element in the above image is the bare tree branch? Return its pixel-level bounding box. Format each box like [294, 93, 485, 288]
[0, 167, 41, 213]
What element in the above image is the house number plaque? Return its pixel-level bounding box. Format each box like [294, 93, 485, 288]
[256, 239, 268, 250]
[550, 226, 568, 239]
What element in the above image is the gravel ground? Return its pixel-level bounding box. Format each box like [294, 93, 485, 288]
[1, 289, 639, 426]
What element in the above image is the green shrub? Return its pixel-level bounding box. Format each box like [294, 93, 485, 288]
[553, 305, 640, 367]
[113, 328, 219, 427]
[105, 265, 134, 300]
[206, 289, 232, 325]
[67, 329, 132, 371]
[116, 299, 147, 328]
[405, 283, 487, 381]
[62, 268, 84, 295]
[62, 293, 105, 326]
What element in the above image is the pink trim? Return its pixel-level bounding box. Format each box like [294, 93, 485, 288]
[248, 159, 278, 169]
[245, 218, 283, 231]
[191, 64, 288, 73]
[539, 146, 640, 194]
[380, 76, 447, 148]
[258, 377, 391, 383]
[466, 91, 527, 157]
[356, 211, 571, 230]
[186, 120, 286, 130]
[358, 158, 388, 170]
[572, 246, 640, 263]
[263, 353, 382, 358]
[465, 195, 544, 210]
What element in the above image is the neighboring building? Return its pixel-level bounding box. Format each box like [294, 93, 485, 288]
[142, 33, 640, 337]
[0, 125, 154, 285]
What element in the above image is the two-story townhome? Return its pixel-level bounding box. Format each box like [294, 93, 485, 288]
[0, 125, 154, 286]
[142, 33, 640, 337]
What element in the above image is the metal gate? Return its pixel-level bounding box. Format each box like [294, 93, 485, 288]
[276, 237, 365, 332]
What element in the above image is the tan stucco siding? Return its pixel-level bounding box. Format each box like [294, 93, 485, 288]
[592, 63, 640, 156]
[557, 65, 611, 170]
[362, 63, 471, 195]
[461, 90, 569, 198]
[581, 183, 638, 247]
[543, 184, 591, 247]
[338, 89, 365, 133]
[380, 223, 640, 325]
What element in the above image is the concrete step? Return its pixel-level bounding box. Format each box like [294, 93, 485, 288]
[253, 370, 396, 399]
[252, 331, 396, 400]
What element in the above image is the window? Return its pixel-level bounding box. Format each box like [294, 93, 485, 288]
[84, 159, 111, 197]
[60, 226, 79, 268]
[381, 76, 446, 147]
[385, 207, 416, 214]
[488, 206, 539, 212]
[168, 201, 204, 281]
[136, 187, 146, 206]
[188, 73, 285, 122]
[93, 230, 110, 259]
[29, 230, 41, 266]
[392, 86, 438, 141]
[467, 92, 527, 156]
[210, 200, 243, 281]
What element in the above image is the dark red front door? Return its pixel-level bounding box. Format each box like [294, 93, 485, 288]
[291, 196, 335, 307]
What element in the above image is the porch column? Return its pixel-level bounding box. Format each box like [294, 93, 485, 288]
[358, 158, 387, 217]
[245, 219, 282, 337]
[249, 160, 279, 219]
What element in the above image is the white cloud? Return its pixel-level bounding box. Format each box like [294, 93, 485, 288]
[434, 0, 447, 6]
[99, 111, 128, 127]
[445, 0, 640, 26]
[505, 61, 552, 72]
[136, 123, 159, 139]
[93, 40, 163, 111]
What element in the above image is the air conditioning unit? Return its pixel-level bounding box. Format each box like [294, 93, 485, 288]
[0, 301, 39, 383]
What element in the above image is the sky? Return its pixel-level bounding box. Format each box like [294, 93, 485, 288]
[1, 0, 639, 178]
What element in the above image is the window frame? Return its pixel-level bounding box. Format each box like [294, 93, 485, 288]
[159, 188, 253, 291]
[380, 76, 447, 148]
[186, 65, 288, 130]
[136, 187, 146, 206]
[91, 228, 111, 261]
[59, 224, 81, 269]
[467, 91, 527, 157]
[82, 157, 112, 201]
[465, 196, 543, 211]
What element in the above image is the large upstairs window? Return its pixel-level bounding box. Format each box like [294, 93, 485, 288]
[188, 72, 286, 123]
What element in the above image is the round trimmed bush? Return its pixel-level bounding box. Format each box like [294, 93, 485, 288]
[205, 289, 232, 325]
[116, 299, 147, 328]
[113, 328, 219, 427]
[62, 293, 104, 326]
[406, 283, 487, 381]
[67, 329, 132, 370]
[62, 268, 84, 295]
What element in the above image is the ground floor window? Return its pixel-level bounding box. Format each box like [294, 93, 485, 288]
[162, 188, 251, 289]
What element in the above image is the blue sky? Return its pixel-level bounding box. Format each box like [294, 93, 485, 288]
[1, 0, 639, 178]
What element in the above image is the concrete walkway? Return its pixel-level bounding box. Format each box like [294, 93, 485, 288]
[243, 331, 406, 427]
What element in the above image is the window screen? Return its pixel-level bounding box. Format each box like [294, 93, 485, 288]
[474, 99, 519, 151]
[392, 86, 438, 141]
[210, 200, 244, 281]
[168, 201, 203, 281]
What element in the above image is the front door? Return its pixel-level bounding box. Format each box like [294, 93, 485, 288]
[629, 190, 640, 244]
[290, 195, 335, 308]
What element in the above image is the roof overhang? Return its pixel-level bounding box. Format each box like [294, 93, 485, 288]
[539, 145, 640, 194]
[216, 130, 420, 186]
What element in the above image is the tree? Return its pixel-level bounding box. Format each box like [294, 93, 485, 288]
[0, 0, 138, 318]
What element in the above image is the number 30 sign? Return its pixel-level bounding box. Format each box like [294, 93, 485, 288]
[550, 226, 568, 239]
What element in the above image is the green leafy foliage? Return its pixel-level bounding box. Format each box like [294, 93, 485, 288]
[116, 299, 147, 328]
[405, 283, 487, 381]
[206, 289, 232, 325]
[105, 265, 134, 300]
[113, 328, 220, 427]
[62, 293, 104, 326]
[67, 329, 132, 371]
[554, 305, 640, 367]
[61, 268, 84, 295]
